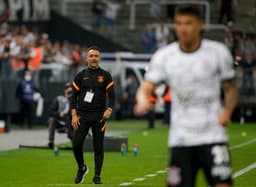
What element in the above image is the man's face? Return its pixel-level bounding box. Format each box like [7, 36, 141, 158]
[87, 49, 100, 69]
[174, 14, 203, 44]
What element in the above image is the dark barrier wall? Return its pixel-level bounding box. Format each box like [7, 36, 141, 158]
[0, 80, 19, 114]
[49, 11, 129, 52]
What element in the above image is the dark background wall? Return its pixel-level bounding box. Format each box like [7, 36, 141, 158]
[49, 11, 129, 52]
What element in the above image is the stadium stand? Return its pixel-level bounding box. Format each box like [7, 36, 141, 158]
[0, 0, 256, 126]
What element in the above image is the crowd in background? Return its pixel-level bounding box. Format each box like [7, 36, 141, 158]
[0, 0, 255, 97]
[0, 22, 88, 79]
[139, 20, 256, 96]
[140, 23, 174, 53]
[91, 0, 121, 36]
[141, 0, 241, 53]
[225, 23, 256, 96]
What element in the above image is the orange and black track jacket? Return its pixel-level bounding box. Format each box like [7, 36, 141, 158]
[71, 67, 115, 113]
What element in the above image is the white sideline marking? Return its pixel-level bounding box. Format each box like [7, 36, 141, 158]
[145, 174, 157, 177]
[233, 162, 256, 178]
[120, 182, 133, 186]
[156, 170, 167, 174]
[133, 178, 145, 182]
[230, 138, 256, 150]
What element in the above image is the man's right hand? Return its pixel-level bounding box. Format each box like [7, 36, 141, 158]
[134, 98, 153, 116]
[72, 114, 80, 131]
[134, 81, 155, 116]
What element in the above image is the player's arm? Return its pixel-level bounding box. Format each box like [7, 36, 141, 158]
[217, 43, 237, 127]
[219, 79, 237, 127]
[102, 73, 115, 122]
[134, 49, 166, 116]
[134, 81, 156, 116]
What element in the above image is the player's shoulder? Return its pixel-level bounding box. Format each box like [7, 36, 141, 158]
[99, 67, 112, 77]
[202, 39, 229, 52]
[75, 68, 87, 78]
[153, 41, 179, 57]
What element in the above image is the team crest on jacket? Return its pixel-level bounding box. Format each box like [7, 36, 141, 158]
[98, 76, 104, 83]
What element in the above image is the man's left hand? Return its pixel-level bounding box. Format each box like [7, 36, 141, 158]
[101, 108, 112, 122]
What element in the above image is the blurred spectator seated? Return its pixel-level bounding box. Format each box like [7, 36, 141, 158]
[48, 83, 73, 148]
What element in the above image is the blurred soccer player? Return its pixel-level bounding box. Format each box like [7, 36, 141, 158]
[135, 4, 237, 187]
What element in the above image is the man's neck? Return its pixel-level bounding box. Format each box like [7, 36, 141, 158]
[88, 66, 99, 70]
[180, 37, 201, 53]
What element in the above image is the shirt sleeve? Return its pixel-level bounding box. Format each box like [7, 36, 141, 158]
[217, 44, 235, 80]
[71, 72, 82, 109]
[72, 73, 81, 92]
[105, 72, 113, 90]
[145, 50, 167, 84]
[105, 72, 115, 109]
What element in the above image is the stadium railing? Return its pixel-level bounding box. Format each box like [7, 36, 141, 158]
[58, 0, 226, 31]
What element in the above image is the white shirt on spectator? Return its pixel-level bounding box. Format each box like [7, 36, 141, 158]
[156, 24, 169, 49]
[10, 40, 21, 56]
[105, 1, 120, 20]
[23, 32, 36, 43]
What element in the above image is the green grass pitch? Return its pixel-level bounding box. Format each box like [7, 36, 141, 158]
[0, 120, 255, 187]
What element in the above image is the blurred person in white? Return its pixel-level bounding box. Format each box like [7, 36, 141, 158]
[54, 48, 72, 66]
[104, 0, 121, 36]
[20, 25, 35, 43]
[150, 0, 161, 19]
[155, 22, 170, 49]
[135, 4, 237, 187]
[48, 83, 73, 148]
[10, 36, 43, 71]
[49, 41, 71, 66]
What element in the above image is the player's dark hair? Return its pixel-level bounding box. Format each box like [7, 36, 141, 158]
[175, 4, 202, 20]
[88, 46, 101, 53]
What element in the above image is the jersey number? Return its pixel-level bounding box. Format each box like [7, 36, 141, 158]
[211, 145, 230, 165]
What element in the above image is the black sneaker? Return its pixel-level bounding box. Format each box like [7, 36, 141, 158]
[48, 142, 53, 149]
[74, 165, 89, 184]
[93, 176, 102, 184]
